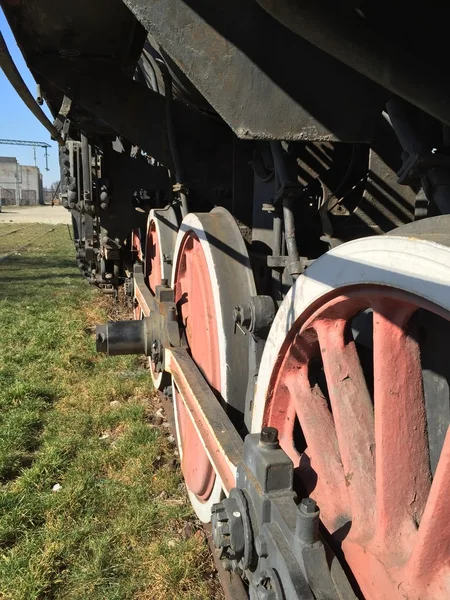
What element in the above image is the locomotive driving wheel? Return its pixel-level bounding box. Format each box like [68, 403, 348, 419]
[137, 206, 178, 389]
[145, 207, 178, 294]
[131, 228, 144, 320]
[172, 207, 256, 521]
[252, 217, 450, 599]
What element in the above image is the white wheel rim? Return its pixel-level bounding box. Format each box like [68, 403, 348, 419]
[171, 208, 256, 521]
[252, 234, 450, 433]
[145, 205, 178, 286]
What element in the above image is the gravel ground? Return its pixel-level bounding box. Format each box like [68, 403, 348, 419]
[0, 205, 71, 225]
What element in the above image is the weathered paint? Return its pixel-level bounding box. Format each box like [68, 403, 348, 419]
[261, 288, 449, 598]
[166, 347, 243, 494]
[172, 230, 220, 500]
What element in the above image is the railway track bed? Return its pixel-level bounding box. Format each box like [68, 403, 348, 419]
[0, 227, 55, 262]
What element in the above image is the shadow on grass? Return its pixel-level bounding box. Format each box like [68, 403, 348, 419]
[0, 273, 80, 284]
[0, 256, 76, 271]
[0, 255, 83, 301]
[0, 389, 59, 485]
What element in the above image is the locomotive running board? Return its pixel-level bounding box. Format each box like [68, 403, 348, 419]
[165, 346, 244, 492]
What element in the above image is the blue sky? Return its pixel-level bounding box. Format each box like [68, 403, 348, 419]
[1, 8, 60, 186]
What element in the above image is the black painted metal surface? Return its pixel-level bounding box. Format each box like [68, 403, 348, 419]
[123, 0, 385, 142]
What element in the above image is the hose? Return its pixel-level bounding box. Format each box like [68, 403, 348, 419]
[156, 58, 188, 217]
[0, 32, 63, 144]
[270, 141, 302, 278]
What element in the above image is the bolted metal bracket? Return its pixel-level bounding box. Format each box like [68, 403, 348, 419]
[233, 296, 276, 337]
[211, 427, 357, 600]
[233, 296, 277, 432]
[397, 151, 450, 185]
[211, 488, 254, 573]
[273, 182, 304, 206]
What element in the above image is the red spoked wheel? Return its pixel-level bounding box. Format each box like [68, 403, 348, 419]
[145, 207, 178, 294]
[172, 208, 256, 521]
[130, 228, 144, 320]
[252, 218, 450, 599]
[138, 207, 178, 389]
[132, 228, 144, 262]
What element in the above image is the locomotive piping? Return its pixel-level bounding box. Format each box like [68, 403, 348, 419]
[156, 57, 189, 217]
[0, 32, 63, 145]
[270, 141, 302, 279]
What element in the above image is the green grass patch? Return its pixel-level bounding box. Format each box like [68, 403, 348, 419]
[0, 224, 220, 600]
[0, 223, 52, 256]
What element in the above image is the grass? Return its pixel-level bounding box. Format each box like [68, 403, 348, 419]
[0, 224, 221, 600]
[0, 223, 52, 255]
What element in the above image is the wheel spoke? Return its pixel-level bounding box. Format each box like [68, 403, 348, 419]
[147, 224, 159, 290]
[315, 317, 375, 541]
[284, 337, 348, 530]
[372, 301, 431, 555]
[408, 427, 450, 593]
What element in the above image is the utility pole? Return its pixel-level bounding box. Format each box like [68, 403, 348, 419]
[0, 138, 51, 171]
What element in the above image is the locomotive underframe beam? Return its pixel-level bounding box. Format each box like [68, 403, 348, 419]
[122, 0, 386, 142]
[31, 57, 234, 203]
[255, 0, 450, 128]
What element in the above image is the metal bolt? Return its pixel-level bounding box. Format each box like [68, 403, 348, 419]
[254, 534, 268, 558]
[233, 304, 252, 329]
[212, 503, 228, 522]
[259, 427, 279, 448]
[299, 497, 317, 514]
[233, 306, 249, 335]
[255, 582, 272, 600]
[296, 498, 320, 544]
[254, 571, 283, 600]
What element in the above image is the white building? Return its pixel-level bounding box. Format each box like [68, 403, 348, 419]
[0, 157, 43, 206]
